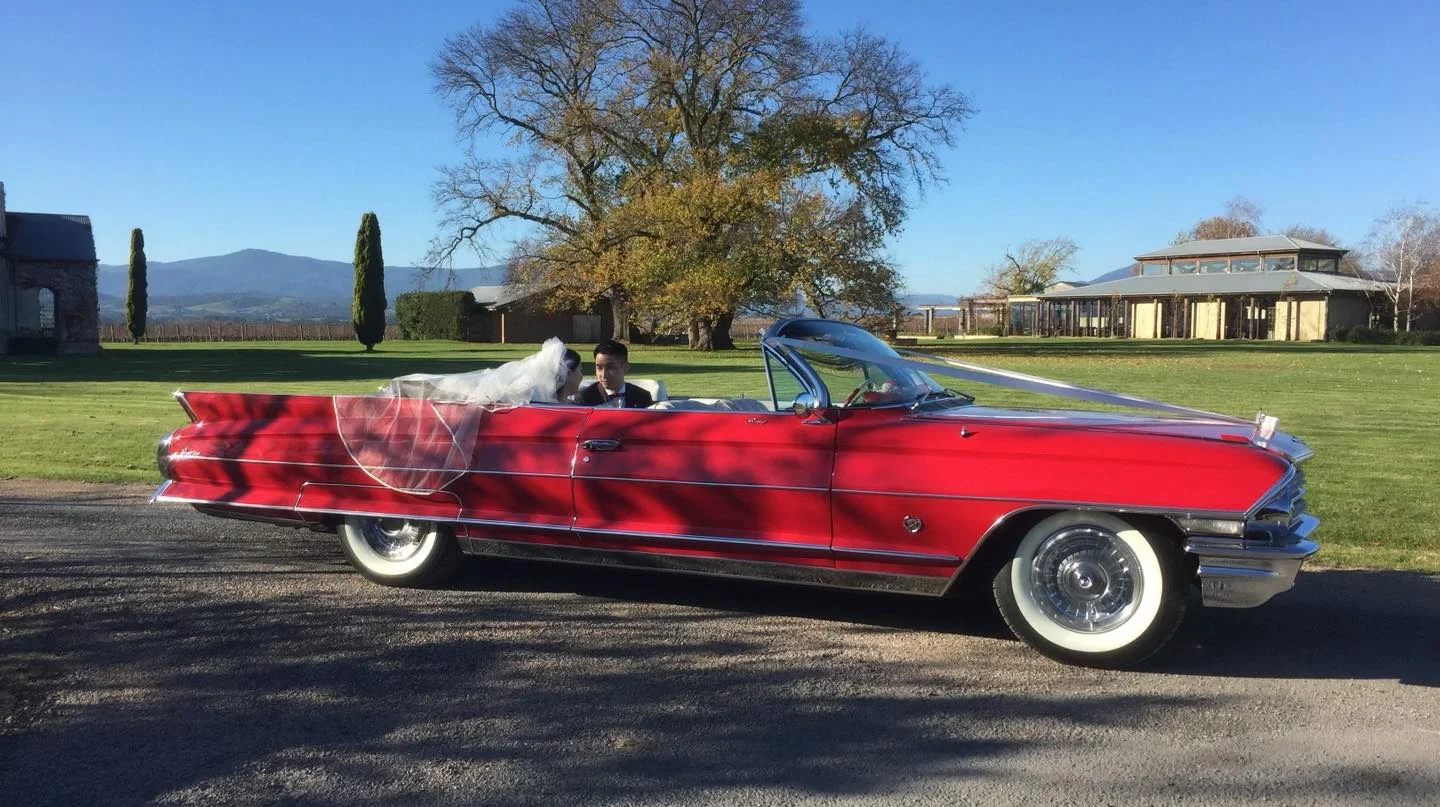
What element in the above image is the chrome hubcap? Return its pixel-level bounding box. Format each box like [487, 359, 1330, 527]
[360, 518, 426, 562]
[1030, 526, 1141, 633]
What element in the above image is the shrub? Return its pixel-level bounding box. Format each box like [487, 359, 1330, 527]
[1346, 327, 1397, 345]
[1328, 325, 1352, 343]
[1396, 330, 1440, 346]
[396, 291, 477, 340]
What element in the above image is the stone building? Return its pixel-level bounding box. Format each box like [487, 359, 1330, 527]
[0, 182, 101, 354]
[464, 284, 609, 344]
[1018, 236, 1392, 340]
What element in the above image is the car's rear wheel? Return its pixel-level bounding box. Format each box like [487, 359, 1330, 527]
[339, 516, 462, 588]
[993, 511, 1187, 668]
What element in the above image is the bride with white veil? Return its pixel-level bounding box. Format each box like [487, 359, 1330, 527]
[333, 338, 574, 494]
[379, 337, 572, 408]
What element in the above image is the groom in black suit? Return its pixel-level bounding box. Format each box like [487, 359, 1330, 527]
[578, 339, 653, 408]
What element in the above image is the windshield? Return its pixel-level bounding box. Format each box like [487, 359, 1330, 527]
[770, 319, 960, 408]
[791, 346, 943, 407]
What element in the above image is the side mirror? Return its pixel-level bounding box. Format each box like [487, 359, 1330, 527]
[791, 392, 828, 424]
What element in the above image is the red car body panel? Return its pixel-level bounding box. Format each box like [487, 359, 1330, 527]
[159, 385, 1292, 584]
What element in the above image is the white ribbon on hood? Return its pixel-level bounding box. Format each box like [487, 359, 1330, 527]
[764, 335, 1251, 425]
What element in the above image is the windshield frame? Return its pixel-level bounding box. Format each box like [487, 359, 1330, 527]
[761, 318, 955, 410]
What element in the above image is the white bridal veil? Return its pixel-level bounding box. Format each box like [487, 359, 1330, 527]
[333, 338, 572, 493]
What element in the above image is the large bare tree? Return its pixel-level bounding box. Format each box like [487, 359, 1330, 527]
[429, 0, 972, 347]
[1173, 196, 1265, 243]
[981, 237, 1079, 335]
[1366, 203, 1440, 331]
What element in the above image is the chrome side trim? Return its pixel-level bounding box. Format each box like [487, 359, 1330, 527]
[572, 525, 832, 557]
[459, 537, 950, 596]
[155, 493, 305, 511]
[570, 525, 959, 565]
[834, 488, 1246, 521]
[1187, 514, 1320, 608]
[832, 545, 960, 565]
[576, 474, 829, 494]
[457, 516, 573, 533]
[165, 453, 571, 480]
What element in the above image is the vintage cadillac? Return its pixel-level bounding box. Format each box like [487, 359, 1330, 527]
[153, 319, 1319, 667]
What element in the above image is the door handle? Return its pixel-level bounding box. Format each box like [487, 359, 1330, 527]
[581, 438, 622, 452]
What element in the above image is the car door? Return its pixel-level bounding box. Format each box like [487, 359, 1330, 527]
[446, 404, 592, 546]
[571, 406, 836, 568]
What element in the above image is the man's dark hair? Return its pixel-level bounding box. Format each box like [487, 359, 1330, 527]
[563, 348, 582, 371]
[593, 340, 629, 361]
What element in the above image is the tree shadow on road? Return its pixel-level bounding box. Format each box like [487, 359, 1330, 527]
[0, 531, 1217, 806]
[2, 525, 1437, 805]
[453, 558, 1440, 687]
[1155, 568, 1440, 687]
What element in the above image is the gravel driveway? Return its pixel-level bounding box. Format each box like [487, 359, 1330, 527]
[1, 480, 1437, 806]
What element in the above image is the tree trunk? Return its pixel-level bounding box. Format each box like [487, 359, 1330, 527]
[710, 311, 736, 350]
[687, 318, 701, 349]
[693, 319, 714, 351]
[610, 293, 631, 342]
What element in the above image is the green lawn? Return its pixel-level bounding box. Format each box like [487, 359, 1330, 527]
[3, 337, 1436, 571]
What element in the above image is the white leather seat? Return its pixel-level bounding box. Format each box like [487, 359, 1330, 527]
[651, 397, 771, 412]
[578, 378, 667, 402]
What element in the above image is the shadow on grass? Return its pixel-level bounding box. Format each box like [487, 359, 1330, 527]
[0, 347, 768, 387]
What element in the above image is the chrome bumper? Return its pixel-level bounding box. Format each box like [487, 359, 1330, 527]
[1186, 514, 1320, 608]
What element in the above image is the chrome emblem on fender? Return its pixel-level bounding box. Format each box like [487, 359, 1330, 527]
[903, 516, 923, 533]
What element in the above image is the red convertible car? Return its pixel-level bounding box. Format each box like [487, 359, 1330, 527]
[153, 319, 1318, 667]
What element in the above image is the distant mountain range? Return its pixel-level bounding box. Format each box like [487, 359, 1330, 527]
[97, 249, 505, 322]
[94, 247, 1133, 322]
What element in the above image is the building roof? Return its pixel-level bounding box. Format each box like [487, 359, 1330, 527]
[468, 283, 555, 309]
[1038, 271, 1392, 299]
[2, 213, 97, 263]
[1135, 235, 1347, 260]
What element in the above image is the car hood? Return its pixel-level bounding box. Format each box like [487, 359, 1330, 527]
[920, 405, 1312, 462]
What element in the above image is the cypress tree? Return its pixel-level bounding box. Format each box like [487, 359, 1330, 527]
[352, 212, 386, 351]
[125, 228, 147, 343]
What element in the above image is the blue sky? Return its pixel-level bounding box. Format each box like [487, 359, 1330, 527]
[4, 0, 1438, 294]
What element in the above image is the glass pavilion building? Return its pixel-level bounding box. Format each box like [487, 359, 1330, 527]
[1024, 236, 1392, 340]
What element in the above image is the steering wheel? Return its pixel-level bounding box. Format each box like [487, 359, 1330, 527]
[841, 381, 875, 408]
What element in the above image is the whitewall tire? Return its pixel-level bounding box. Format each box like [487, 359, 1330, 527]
[993, 511, 1188, 668]
[340, 516, 462, 588]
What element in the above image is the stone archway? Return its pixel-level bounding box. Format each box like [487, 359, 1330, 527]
[37, 288, 57, 340]
[12, 262, 99, 354]
[10, 285, 60, 354]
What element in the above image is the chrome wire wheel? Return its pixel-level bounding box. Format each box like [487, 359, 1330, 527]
[339, 516, 462, 588]
[1028, 526, 1143, 633]
[360, 518, 426, 562]
[993, 510, 1189, 668]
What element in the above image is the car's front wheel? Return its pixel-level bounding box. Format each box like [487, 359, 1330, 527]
[339, 516, 462, 588]
[993, 511, 1188, 668]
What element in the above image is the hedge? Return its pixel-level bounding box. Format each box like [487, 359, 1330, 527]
[1330, 325, 1440, 345]
[396, 291, 477, 340]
